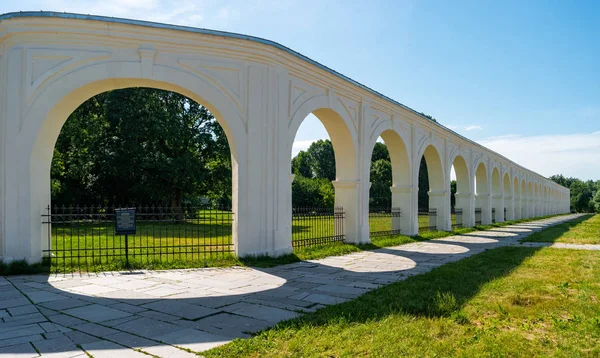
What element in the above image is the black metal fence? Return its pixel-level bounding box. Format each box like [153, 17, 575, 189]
[369, 207, 402, 237]
[292, 207, 345, 248]
[42, 205, 233, 272]
[452, 208, 463, 228]
[475, 208, 482, 225]
[418, 208, 437, 232]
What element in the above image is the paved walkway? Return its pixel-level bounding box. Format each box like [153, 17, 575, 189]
[0, 214, 584, 357]
[521, 241, 600, 250]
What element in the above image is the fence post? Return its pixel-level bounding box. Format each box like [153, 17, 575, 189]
[125, 234, 129, 268]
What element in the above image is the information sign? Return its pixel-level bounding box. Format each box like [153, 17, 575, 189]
[115, 208, 136, 235]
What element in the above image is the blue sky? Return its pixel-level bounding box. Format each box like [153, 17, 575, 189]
[2, 0, 599, 179]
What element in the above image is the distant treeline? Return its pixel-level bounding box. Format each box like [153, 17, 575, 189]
[550, 175, 600, 213]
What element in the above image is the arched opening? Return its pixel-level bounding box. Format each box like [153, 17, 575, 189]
[491, 167, 502, 223]
[503, 172, 513, 221]
[23, 76, 245, 268]
[513, 176, 521, 220]
[367, 130, 411, 237]
[289, 108, 357, 246]
[450, 155, 470, 228]
[474, 162, 490, 225]
[48, 88, 235, 270]
[418, 145, 446, 232]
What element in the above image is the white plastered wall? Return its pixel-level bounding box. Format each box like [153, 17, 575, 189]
[0, 14, 571, 262]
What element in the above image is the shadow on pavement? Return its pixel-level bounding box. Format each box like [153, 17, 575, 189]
[0, 215, 582, 357]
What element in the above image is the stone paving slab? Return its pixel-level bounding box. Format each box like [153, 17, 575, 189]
[0, 214, 584, 357]
[63, 304, 132, 323]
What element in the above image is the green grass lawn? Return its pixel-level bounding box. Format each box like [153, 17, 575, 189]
[49, 209, 236, 272]
[206, 216, 600, 357]
[35, 212, 565, 273]
[523, 214, 599, 245]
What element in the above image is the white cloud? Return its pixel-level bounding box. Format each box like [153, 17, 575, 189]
[479, 131, 600, 180]
[37, 0, 230, 28]
[292, 139, 317, 157]
[293, 131, 600, 181]
[448, 124, 483, 132]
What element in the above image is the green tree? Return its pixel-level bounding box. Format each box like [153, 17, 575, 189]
[292, 150, 312, 178]
[369, 159, 392, 208]
[418, 156, 429, 211]
[371, 142, 390, 163]
[591, 189, 600, 213]
[51, 88, 231, 207]
[420, 112, 438, 123]
[569, 181, 593, 212]
[318, 179, 335, 208]
[306, 139, 336, 181]
[292, 176, 323, 207]
[450, 180, 457, 210]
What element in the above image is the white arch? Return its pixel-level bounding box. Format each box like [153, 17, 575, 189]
[491, 167, 502, 222]
[11, 62, 250, 260]
[416, 144, 449, 231]
[366, 128, 412, 235]
[288, 95, 359, 181]
[450, 154, 473, 227]
[421, 145, 446, 191]
[451, 155, 471, 195]
[513, 175, 521, 219]
[503, 172, 513, 220]
[366, 122, 412, 187]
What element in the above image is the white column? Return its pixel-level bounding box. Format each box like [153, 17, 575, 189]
[236, 65, 291, 257]
[333, 180, 363, 244]
[2, 46, 47, 262]
[391, 185, 417, 235]
[454, 192, 474, 227]
[492, 194, 504, 222]
[505, 195, 514, 221]
[429, 189, 451, 231]
[475, 193, 492, 225]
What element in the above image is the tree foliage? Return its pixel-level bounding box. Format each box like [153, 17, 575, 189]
[370, 159, 392, 208]
[291, 140, 336, 207]
[550, 174, 599, 213]
[51, 88, 232, 207]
